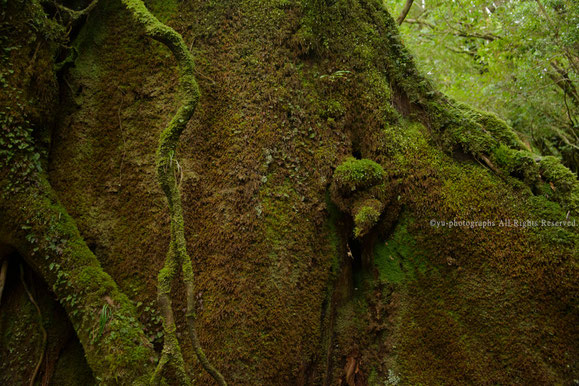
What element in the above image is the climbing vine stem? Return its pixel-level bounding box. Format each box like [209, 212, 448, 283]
[120, 1, 227, 385]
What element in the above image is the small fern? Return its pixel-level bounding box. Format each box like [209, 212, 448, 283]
[98, 304, 111, 339]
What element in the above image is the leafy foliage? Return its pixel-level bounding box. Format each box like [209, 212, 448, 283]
[386, 0, 579, 171]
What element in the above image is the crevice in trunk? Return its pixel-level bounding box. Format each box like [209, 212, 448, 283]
[347, 236, 363, 295]
[319, 209, 388, 385]
[0, 252, 94, 386]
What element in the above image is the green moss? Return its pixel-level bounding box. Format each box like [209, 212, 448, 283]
[260, 176, 298, 246]
[319, 99, 346, 120]
[455, 103, 526, 150]
[538, 156, 579, 213]
[444, 117, 497, 156]
[333, 157, 385, 194]
[374, 216, 427, 284]
[539, 156, 578, 192]
[492, 144, 539, 184]
[353, 203, 381, 239]
[147, 0, 178, 23]
[381, 121, 428, 160]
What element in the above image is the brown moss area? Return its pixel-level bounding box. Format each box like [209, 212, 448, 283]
[44, 0, 578, 384]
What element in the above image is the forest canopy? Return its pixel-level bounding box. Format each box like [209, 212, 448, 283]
[386, 0, 579, 171]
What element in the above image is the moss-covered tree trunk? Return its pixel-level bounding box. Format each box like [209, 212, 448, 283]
[1, 0, 577, 384]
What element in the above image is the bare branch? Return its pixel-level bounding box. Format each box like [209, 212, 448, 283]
[405, 18, 498, 41]
[397, 0, 415, 25]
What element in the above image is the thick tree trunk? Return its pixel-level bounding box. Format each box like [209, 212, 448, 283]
[0, 178, 156, 384]
[1, 0, 577, 384]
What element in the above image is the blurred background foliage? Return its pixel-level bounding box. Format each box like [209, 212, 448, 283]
[384, 0, 579, 172]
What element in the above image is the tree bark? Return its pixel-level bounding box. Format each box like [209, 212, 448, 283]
[1, 0, 577, 384]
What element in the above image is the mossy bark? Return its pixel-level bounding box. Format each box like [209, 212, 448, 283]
[1, 0, 577, 384]
[0, 1, 155, 383]
[121, 0, 226, 384]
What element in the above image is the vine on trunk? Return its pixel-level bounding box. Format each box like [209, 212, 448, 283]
[120, 1, 227, 384]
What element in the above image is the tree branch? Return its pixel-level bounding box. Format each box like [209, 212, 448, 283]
[404, 18, 435, 29]
[50, 0, 99, 21]
[548, 61, 579, 107]
[404, 18, 499, 41]
[397, 0, 414, 25]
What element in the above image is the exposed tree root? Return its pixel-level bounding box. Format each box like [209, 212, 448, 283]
[121, 1, 227, 384]
[47, 0, 99, 22]
[0, 177, 157, 383]
[20, 264, 47, 386]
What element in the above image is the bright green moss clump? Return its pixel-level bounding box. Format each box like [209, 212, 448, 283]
[333, 157, 385, 194]
[353, 204, 380, 238]
[492, 144, 539, 184]
[331, 158, 389, 238]
[539, 156, 578, 192]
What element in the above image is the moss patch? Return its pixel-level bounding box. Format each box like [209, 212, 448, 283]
[374, 216, 428, 284]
